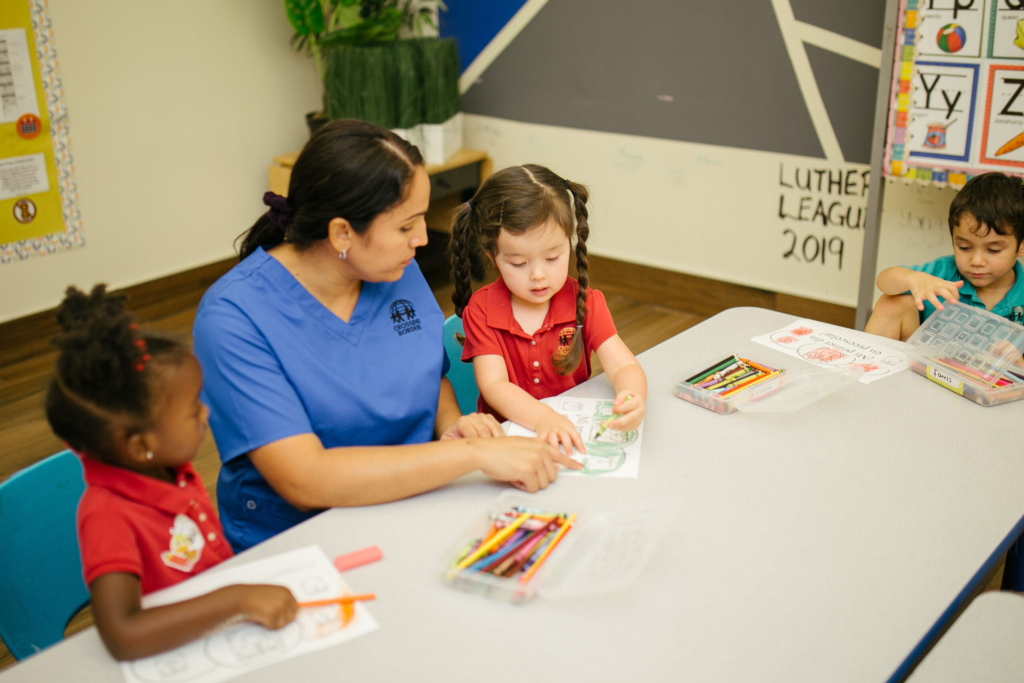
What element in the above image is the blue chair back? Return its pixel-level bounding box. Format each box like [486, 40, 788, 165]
[443, 315, 480, 415]
[0, 450, 89, 660]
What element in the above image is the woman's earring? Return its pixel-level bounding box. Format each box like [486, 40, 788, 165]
[146, 451, 154, 460]
[339, 249, 348, 261]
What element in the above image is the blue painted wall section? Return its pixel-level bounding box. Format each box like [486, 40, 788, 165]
[439, 0, 528, 73]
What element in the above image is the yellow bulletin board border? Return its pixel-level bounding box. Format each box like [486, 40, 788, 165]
[0, 0, 83, 264]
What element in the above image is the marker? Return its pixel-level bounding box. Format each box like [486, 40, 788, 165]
[452, 513, 530, 573]
[595, 394, 633, 437]
[519, 514, 576, 584]
[298, 593, 376, 608]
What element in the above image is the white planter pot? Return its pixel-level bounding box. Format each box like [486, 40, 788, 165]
[393, 112, 463, 166]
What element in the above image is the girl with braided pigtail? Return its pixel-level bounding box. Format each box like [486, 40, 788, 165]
[451, 164, 647, 456]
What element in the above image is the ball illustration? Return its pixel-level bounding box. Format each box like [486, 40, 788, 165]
[937, 23, 967, 53]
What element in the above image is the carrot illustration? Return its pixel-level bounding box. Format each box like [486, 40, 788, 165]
[995, 130, 1024, 156]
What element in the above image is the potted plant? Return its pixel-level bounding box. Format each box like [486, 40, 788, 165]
[285, 0, 462, 163]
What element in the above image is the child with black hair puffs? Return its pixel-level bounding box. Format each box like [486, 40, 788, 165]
[449, 164, 648, 455]
[46, 285, 297, 661]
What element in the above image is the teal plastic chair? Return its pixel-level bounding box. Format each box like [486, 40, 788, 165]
[0, 450, 89, 660]
[443, 315, 480, 415]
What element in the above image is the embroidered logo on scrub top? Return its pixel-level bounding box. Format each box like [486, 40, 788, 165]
[390, 299, 422, 336]
[160, 514, 205, 573]
[556, 326, 576, 356]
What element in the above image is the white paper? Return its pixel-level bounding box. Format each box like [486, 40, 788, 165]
[0, 28, 40, 123]
[122, 546, 378, 683]
[751, 319, 908, 385]
[505, 396, 643, 478]
[0, 153, 48, 201]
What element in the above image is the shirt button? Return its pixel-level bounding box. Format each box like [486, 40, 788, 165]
[247, 500, 257, 510]
[207, 532, 216, 542]
[531, 340, 536, 345]
[179, 481, 186, 488]
[533, 361, 539, 367]
[534, 378, 540, 384]
[199, 512, 208, 522]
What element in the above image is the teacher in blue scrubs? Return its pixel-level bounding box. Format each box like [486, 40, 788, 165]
[194, 120, 578, 551]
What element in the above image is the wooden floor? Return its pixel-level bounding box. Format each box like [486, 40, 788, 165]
[0, 271, 707, 671]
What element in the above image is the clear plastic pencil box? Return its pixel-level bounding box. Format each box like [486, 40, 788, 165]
[673, 355, 861, 415]
[440, 491, 678, 604]
[905, 301, 1024, 407]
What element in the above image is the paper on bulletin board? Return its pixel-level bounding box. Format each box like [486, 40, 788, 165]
[0, 0, 83, 263]
[883, 0, 1024, 187]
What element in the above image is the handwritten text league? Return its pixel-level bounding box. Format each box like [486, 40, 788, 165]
[778, 164, 869, 271]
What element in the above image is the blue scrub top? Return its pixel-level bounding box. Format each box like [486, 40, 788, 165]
[193, 247, 449, 551]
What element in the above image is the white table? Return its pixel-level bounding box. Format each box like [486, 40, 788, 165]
[5, 307, 1024, 683]
[908, 591, 1024, 682]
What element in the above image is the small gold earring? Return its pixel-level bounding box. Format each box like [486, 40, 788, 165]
[146, 452, 154, 460]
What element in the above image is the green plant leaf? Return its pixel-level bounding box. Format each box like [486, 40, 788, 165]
[284, 0, 325, 36]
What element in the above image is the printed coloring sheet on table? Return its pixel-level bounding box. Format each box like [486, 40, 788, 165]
[751, 319, 908, 385]
[505, 397, 643, 478]
[122, 546, 378, 683]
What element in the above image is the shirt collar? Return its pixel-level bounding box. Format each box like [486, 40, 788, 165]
[485, 278, 579, 338]
[79, 454, 199, 515]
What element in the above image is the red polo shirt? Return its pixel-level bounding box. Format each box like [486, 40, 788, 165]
[76, 456, 233, 594]
[461, 278, 617, 420]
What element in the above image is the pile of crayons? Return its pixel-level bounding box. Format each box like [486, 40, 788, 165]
[684, 354, 784, 398]
[929, 356, 1024, 387]
[448, 506, 576, 585]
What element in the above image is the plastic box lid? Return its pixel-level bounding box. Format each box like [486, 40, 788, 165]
[905, 301, 1024, 388]
[730, 365, 862, 412]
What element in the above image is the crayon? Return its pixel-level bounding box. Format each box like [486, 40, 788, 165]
[298, 594, 376, 608]
[719, 370, 782, 397]
[519, 514, 576, 584]
[453, 513, 530, 572]
[596, 394, 633, 437]
[685, 355, 739, 384]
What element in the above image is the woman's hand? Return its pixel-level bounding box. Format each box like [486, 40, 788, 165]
[439, 412, 505, 440]
[606, 391, 645, 432]
[535, 409, 586, 455]
[475, 436, 583, 492]
[235, 584, 299, 630]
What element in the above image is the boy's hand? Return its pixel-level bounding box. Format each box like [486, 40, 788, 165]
[607, 392, 645, 432]
[990, 340, 1024, 368]
[238, 585, 298, 630]
[535, 410, 586, 455]
[909, 271, 962, 312]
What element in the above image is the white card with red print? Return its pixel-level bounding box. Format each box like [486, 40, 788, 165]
[122, 546, 377, 683]
[751, 319, 909, 385]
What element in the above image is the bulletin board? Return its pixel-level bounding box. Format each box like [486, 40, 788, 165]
[885, 0, 1024, 185]
[0, 0, 83, 263]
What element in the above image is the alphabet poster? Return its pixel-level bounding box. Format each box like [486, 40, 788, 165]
[0, 0, 83, 263]
[884, 0, 1024, 185]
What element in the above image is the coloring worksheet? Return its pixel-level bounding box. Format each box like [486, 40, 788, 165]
[122, 546, 378, 683]
[751, 319, 909, 385]
[504, 397, 644, 478]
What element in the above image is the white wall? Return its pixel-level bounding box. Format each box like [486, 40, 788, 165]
[0, 0, 321, 323]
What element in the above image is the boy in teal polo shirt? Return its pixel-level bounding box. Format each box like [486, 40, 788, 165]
[866, 172, 1024, 341]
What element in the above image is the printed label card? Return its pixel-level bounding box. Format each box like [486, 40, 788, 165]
[989, 0, 1024, 58]
[980, 64, 1024, 165]
[917, 0, 988, 59]
[907, 62, 980, 162]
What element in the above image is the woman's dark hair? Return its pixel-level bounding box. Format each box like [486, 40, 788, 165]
[237, 119, 425, 259]
[45, 285, 188, 461]
[949, 172, 1024, 245]
[449, 164, 590, 375]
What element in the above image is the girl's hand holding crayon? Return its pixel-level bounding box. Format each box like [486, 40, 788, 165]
[534, 409, 587, 455]
[606, 391, 646, 432]
[234, 584, 300, 630]
[439, 412, 505, 440]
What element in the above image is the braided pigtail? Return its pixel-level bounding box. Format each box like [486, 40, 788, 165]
[449, 201, 477, 318]
[45, 285, 186, 460]
[552, 180, 591, 375]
